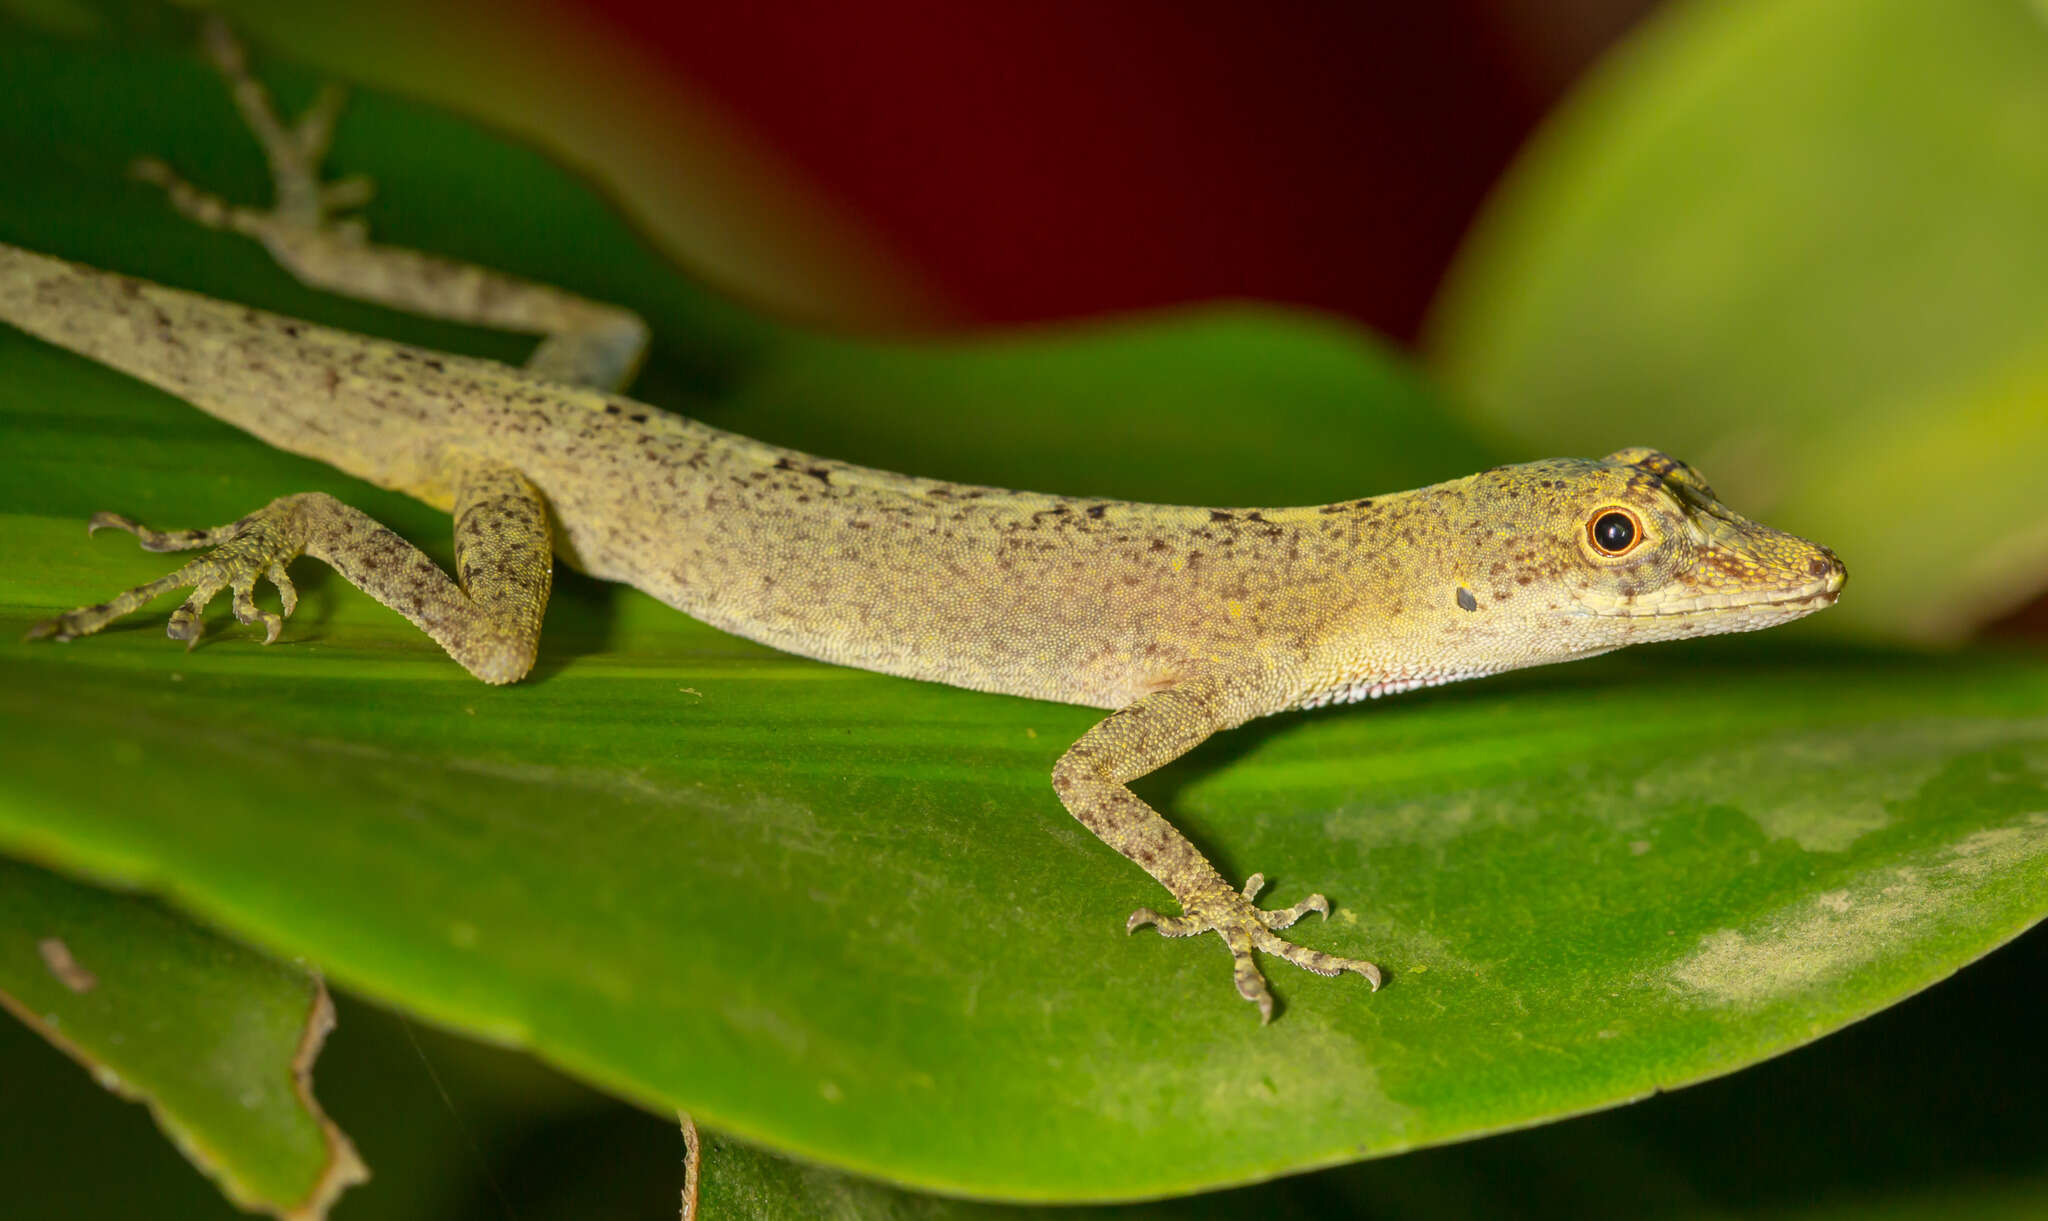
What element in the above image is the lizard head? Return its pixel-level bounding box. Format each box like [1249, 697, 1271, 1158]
[1464, 447, 1845, 652]
[1449, 446, 1851, 659]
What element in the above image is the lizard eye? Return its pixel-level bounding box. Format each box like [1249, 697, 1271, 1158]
[1588, 509, 1642, 557]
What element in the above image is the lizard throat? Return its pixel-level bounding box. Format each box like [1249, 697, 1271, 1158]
[1296, 667, 1498, 711]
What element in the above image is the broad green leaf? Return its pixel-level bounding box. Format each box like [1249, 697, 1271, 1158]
[1426, 0, 2048, 643]
[0, 859, 364, 1218]
[4, 581, 2045, 1202]
[3, 617, 2043, 1200]
[3, 17, 2045, 1205]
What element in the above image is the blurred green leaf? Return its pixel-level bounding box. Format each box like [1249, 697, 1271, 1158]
[1427, 0, 2048, 643]
[0, 859, 363, 1218]
[2, 16, 2045, 1208]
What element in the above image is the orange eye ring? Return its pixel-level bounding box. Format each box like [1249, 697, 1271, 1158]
[1587, 507, 1644, 557]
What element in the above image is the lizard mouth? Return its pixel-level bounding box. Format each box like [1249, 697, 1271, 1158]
[1593, 565, 1845, 619]
[1601, 588, 1838, 618]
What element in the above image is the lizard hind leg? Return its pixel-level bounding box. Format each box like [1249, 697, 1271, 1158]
[133, 15, 651, 394]
[30, 464, 553, 684]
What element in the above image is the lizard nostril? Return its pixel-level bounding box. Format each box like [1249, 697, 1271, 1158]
[1817, 550, 1847, 595]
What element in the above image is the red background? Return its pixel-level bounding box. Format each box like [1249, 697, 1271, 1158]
[584, 1, 1657, 343]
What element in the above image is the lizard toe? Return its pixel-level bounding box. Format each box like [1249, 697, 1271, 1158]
[1225, 935, 1277, 1025]
[29, 504, 309, 652]
[1253, 926, 1382, 989]
[1257, 891, 1332, 931]
[1126, 906, 1205, 937]
[1137, 874, 1380, 1018]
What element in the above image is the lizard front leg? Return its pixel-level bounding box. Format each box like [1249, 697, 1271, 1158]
[30, 461, 551, 685]
[1051, 673, 1382, 1022]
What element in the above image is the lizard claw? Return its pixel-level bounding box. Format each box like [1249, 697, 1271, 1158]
[1127, 873, 1381, 1022]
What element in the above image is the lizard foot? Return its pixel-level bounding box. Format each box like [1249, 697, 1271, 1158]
[27, 508, 301, 649]
[1127, 873, 1381, 1023]
[129, 16, 372, 249]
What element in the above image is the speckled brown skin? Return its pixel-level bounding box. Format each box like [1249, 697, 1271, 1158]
[3, 27, 1847, 1019]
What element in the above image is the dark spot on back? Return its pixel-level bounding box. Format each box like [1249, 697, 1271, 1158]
[1456, 587, 1479, 612]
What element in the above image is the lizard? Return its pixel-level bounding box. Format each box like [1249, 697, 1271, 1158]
[3, 20, 1845, 1022]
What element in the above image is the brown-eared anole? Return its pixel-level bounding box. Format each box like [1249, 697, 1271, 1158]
[3, 21, 1844, 1020]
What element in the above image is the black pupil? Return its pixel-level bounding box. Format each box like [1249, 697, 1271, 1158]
[1593, 512, 1636, 553]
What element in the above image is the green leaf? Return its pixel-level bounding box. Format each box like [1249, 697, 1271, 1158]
[1426, 0, 2048, 643]
[4, 584, 2045, 1202]
[2, 16, 2045, 1206]
[0, 859, 364, 1219]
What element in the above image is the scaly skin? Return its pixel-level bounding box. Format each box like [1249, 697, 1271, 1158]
[1, 22, 1845, 1019]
